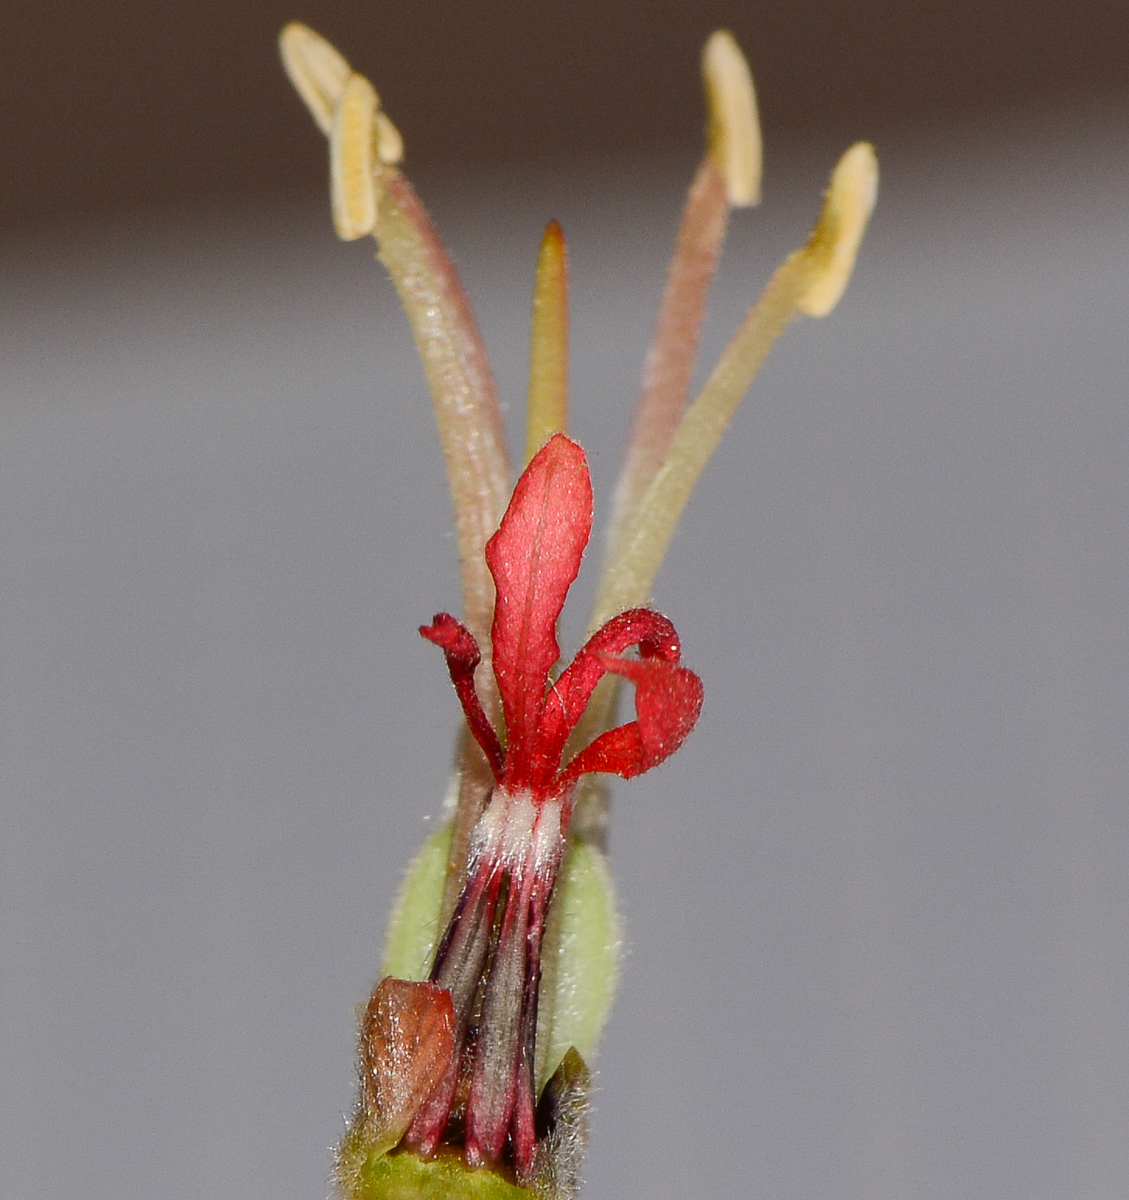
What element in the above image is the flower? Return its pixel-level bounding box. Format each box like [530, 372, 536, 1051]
[278, 19, 877, 1200]
[410, 433, 702, 1176]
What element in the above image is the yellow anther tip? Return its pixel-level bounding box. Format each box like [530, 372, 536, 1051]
[330, 74, 380, 241]
[702, 30, 762, 208]
[798, 141, 878, 317]
[279, 22, 352, 137]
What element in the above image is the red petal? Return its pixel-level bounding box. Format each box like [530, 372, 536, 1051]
[560, 655, 703, 782]
[538, 608, 682, 769]
[420, 613, 504, 779]
[485, 434, 593, 787]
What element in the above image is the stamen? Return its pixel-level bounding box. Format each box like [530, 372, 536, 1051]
[374, 171, 512, 918]
[280, 25, 513, 934]
[278, 25, 511, 663]
[591, 141, 878, 629]
[524, 221, 570, 466]
[702, 30, 762, 208]
[605, 31, 759, 581]
[581, 32, 759, 781]
[279, 22, 351, 135]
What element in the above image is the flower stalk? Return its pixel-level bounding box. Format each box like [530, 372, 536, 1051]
[279, 20, 876, 1199]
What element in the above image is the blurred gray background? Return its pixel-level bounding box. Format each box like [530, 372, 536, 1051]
[3, 4, 1129, 1200]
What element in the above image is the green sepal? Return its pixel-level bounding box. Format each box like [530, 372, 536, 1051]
[534, 842, 620, 1091]
[382, 824, 451, 981]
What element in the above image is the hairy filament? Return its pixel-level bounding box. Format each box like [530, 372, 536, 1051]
[606, 158, 729, 569]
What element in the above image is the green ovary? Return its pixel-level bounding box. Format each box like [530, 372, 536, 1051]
[340, 1141, 528, 1200]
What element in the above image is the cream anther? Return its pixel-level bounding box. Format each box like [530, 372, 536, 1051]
[279, 22, 352, 136]
[702, 30, 762, 207]
[798, 141, 879, 317]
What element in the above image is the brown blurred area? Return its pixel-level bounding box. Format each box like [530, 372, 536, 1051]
[2, 0, 1128, 232]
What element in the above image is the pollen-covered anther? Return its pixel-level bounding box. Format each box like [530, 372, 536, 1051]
[702, 29, 762, 207]
[331, 74, 381, 240]
[797, 141, 879, 317]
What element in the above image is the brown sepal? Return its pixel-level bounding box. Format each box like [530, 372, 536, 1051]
[358, 976, 456, 1155]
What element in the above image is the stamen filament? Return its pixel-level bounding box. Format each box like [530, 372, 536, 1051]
[524, 221, 570, 466]
[370, 175, 512, 655]
[373, 174, 513, 910]
[606, 157, 728, 567]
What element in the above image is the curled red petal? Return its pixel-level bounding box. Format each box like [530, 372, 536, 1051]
[538, 608, 682, 769]
[560, 654, 703, 783]
[485, 434, 593, 787]
[420, 613, 504, 778]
